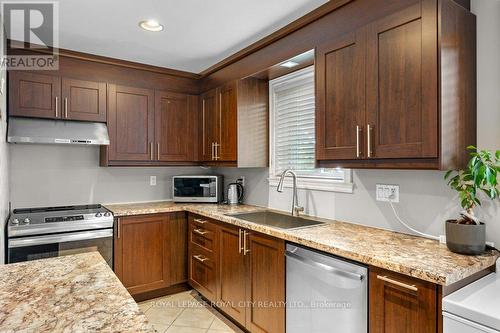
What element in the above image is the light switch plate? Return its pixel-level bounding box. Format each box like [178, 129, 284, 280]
[376, 184, 399, 202]
[150, 176, 157, 186]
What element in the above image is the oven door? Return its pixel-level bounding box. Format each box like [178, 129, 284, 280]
[7, 229, 113, 267]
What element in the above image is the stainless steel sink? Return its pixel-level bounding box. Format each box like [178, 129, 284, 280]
[227, 211, 326, 230]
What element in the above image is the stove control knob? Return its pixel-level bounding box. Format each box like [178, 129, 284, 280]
[22, 218, 30, 224]
[95, 212, 103, 217]
[12, 218, 20, 225]
[104, 212, 111, 217]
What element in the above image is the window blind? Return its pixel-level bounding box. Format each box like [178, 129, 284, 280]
[270, 66, 344, 180]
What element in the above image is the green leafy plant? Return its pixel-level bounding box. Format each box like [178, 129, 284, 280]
[445, 146, 500, 220]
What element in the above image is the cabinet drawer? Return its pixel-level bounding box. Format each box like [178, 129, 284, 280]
[190, 224, 215, 252]
[189, 243, 217, 301]
[189, 214, 217, 231]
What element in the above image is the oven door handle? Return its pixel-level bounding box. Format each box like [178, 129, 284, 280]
[8, 229, 113, 248]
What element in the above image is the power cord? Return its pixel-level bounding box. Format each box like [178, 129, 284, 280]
[387, 191, 440, 241]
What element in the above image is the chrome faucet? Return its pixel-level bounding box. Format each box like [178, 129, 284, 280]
[276, 169, 304, 217]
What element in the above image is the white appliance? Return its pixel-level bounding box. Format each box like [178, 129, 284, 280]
[443, 260, 500, 333]
[286, 244, 368, 333]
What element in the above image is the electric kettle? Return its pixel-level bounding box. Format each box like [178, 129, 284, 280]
[227, 183, 244, 205]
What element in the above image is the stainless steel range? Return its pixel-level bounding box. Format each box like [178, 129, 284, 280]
[7, 205, 114, 266]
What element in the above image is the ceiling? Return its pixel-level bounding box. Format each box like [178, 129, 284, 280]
[56, 0, 328, 73]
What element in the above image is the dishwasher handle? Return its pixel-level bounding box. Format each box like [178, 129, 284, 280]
[285, 250, 365, 281]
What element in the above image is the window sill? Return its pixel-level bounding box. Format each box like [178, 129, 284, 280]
[267, 177, 354, 193]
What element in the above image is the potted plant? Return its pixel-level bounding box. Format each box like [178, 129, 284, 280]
[444, 146, 500, 255]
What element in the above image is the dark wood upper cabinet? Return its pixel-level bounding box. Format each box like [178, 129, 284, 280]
[369, 266, 438, 333]
[217, 82, 238, 162]
[9, 72, 61, 119]
[199, 78, 268, 166]
[114, 214, 170, 296]
[61, 78, 107, 122]
[155, 91, 197, 162]
[200, 89, 218, 162]
[316, 0, 476, 170]
[9, 72, 107, 122]
[106, 84, 154, 162]
[316, 29, 366, 160]
[365, 2, 438, 160]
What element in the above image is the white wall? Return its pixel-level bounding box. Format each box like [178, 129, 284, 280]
[9, 145, 207, 208]
[235, 0, 500, 247]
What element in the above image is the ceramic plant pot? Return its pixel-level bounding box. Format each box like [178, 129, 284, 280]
[445, 219, 486, 255]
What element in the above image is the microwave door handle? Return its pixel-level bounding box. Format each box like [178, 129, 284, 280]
[8, 229, 113, 248]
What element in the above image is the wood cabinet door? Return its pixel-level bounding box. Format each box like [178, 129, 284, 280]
[217, 82, 238, 161]
[369, 267, 438, 333]
[316, 29, 366, 160]
[218, 225, 246, 326]
[200, 89, 218, 161]
[366, 1, 438, 159]
[189, 243, 218, 302]
[155, 91, 196, 161]
[9, 72, 61, 119]
[107, 84, 154, 161]
[61, 78, 106, 122]
[169, 212, 188, 285]
[114, 214, 170, 296]
[245, 232, 285, 333]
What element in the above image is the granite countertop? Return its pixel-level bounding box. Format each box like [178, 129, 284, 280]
[105, 201, 499, 286]
[0, 252, 153, 333]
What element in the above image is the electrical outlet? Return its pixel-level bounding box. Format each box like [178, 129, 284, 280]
[150, 176, 157, 186]
[237, 176, 245, 187]
[376, 184, 400, 202]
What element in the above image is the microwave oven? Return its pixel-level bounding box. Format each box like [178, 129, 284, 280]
[172, 175, 224, 203]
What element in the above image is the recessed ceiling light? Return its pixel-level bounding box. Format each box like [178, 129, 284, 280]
[139, 19, 164, 32]
[280, 61, 299, 68]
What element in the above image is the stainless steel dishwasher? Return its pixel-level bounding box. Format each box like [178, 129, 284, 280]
[286, 244, 368, 333]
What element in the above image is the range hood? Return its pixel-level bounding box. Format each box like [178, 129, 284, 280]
[7, 117, 110, 145]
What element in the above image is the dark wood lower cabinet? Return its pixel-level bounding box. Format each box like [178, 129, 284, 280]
[114, 213, 187, 298]
[369, 266, 438, 333]
[218, 225, 247, 326]
[188, 214, 285, 333]
[245, 232, 285, 333]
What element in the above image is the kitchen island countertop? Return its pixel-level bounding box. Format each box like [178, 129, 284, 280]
[0, 252, 153, 333]
[105, 201, 499, 286]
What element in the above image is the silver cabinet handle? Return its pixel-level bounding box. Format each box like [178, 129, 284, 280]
[285, 251, 364, 281]
[64, 97, 68, 118]
[211, 142, 215, 160]
[377, 275, 418, 291]
[356, 125, 361, 158]
[193, 254, 209, 263]
[193, 218, 207, 224]
[55, 96, 59, 118]
[243, 230, 250, 255]
[193, 228, 208, 236]
[150, 142, 153, 160]
[157, 142, 160, 159]
[117, 218, 121, 239]
[367, 124, 372, 158]
[238, 229, 243, 254]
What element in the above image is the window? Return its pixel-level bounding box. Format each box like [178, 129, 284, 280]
[269, 66, 352, 192]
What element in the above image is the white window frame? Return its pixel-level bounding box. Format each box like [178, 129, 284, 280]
[268, 66, 353, 193]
